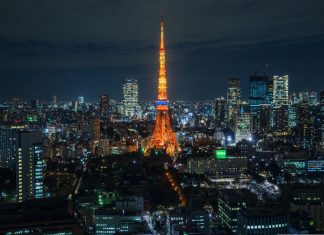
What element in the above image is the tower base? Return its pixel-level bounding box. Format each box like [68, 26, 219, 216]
[145, 110, 180, 157]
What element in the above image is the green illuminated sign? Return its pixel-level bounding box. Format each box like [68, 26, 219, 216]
[216, 149, 227, 159]
[27, 116, 37, 122]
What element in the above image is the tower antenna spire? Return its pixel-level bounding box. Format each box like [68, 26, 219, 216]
[160, 13, 164, 50]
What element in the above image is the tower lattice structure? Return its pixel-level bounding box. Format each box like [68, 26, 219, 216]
[145, 19, 180, 157]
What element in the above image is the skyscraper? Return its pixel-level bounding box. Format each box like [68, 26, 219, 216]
[321, 91, 324, 143]
[249, 74, 268, 132]
[272, 106, 289, 136]
[227, 78, 241, 109]
[297, 101, 311, 150]
[99, 95, 109, 118]
[90, 117, 100, 142]
[235, 102, 252, 143]
[16, 131, 43, 202]
[0, 124, 27, 169]
[249, 74, 268, 107]
[266, 80, 273, 105]
[144, 18, 180, 157]
[272, 75, 289, 136]
[273, 75, 289, 106]
[215, 97, 227, 129]
[227, 78, 241, 130]
[122, 78, 140, 117]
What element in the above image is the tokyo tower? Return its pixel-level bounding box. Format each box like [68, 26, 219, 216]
[144, 19, 180, 157]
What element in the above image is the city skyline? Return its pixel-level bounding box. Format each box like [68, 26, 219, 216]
[0, 0, 324, 101]
[1, 2, 324, 233]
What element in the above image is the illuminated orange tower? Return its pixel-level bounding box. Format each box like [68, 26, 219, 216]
[145, 19, 180, 157]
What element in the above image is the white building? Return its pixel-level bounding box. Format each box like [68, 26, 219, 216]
[122, 78, 141, 118]
[273, 75, 289, 106]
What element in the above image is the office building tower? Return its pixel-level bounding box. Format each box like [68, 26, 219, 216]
[16, 131, 43, 202]
[288, 104, 297, 128]
[310, 111, 322, 151]
[309, 91, 318, 106]
[299, 90, 318, 106]
[266, 80, 273, 104]
[236, 102, 252, 143]
[99, 95, 109, 118]
[290, 92, 300, 105]
[297, 101, 311, 150]
[273, 75, 289, 106]
[249, 74, 268, 131]
[71, 100, 78, 112]
[215, 97, 227, 129]
[122, 78, 140, 117]
[227, 78, 241, 109]
[0, 124, 27, 169]
[90, 117, 100, 142]
[78, 96, 85, 110]
[272, 105, 289, 136]
[78, 96, 84, 105]
[320, 91, 324, 144]
[258, 104, 271, 132]
[249, 74, 268, 107]
[227, 78, 241, 130]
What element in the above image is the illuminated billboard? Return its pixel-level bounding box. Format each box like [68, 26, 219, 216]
[215, 149, 227, 159]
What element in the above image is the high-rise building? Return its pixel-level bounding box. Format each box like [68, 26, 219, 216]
[249, 74, 268, 107]
[266, 80, 273, 104]
[298, 90, 318, 106]
[144, 19, 180, 157]
[273, 75, 289, 106]
[214, 97, 227, 129]
[227, 78, 241, 130]
[0, 124, 27, 169]
[236, 102, 252, 143]
[90, 117, 100, 142]
[249, 74, 268, 131]
[309, 91, 318, 106]
[122, 78, 140, 117]
[288, 104, 297, 128]
[320, 91, 324, 144]
[16, 131, 43, 202]
[227, 78, 241, 109]
[258, 104, 271, 132]
[272, 105, 289, 136]
[297, 101, 311, 150]
[78, 96, 85, 109]
[99, 95, 109, 118]
[290, 92, 300, 105]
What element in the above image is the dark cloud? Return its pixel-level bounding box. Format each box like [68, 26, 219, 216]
[0, 0, 323, 101]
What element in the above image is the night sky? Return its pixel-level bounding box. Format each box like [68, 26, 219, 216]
[0, 0, 324, 102]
